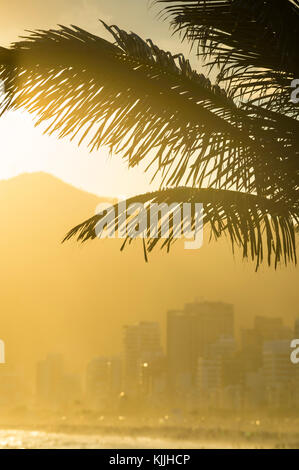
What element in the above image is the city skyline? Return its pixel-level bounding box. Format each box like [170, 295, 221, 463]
[2, 298, 299, 413]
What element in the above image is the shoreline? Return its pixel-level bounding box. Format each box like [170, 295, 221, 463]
[0, 421, 298, 449]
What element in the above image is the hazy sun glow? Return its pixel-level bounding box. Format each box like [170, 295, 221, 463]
[0, 0, 191, 198]
[0, 110, 155, 197]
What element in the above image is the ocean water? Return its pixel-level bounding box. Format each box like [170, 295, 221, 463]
[0, 429, 207, 449]
[0, 428, 279, 449]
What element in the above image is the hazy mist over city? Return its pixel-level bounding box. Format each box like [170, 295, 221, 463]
[0, 0, 298, 451]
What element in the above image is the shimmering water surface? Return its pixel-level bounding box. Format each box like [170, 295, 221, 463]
[0, 428, 283, 449]
[0, 429, 208, 449]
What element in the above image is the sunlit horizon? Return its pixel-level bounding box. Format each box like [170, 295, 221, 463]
[0, 109, 157, 198]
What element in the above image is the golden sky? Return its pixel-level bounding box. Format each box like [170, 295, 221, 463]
[0, 2, 298, 400]
[0, 0, 194, 197]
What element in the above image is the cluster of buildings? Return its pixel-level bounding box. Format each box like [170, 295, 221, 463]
[76, 302, 299, 412]
[18, 301, 299, 412]
[1, 300, 298, 412]
[36, 354, 81, 408]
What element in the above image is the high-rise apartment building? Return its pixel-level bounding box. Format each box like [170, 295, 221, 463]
[123, 322, 162, 392]
[167, 301, 234, 391]
[86, 356, 121, 408]
[241, 316, 292, 372]
[36, 354, 81, 408]
[263, 340, 295, 407]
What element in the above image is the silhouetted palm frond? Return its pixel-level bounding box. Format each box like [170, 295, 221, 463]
[242, 104, 299, 209]
[63, 187, 298, 270]
[0, 22, 297, 204]
[0, 23, 252, 190]
[0, 15, 297, 268]
[159, 0, 299, 114]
